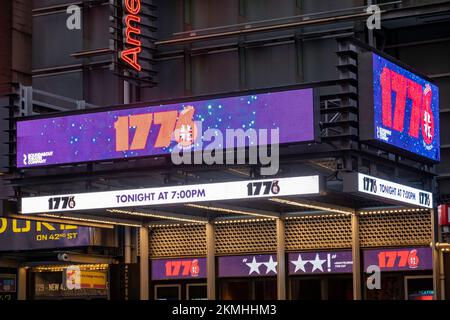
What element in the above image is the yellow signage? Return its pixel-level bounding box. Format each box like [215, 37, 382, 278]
[80, 271, 107, 289]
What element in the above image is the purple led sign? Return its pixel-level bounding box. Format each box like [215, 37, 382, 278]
[151, 258, 206, 281]
[363, 247, 432, 272]
[218, 255, 278, 278]
[288, 251, 353, 275]
[17, 88, 316, 168]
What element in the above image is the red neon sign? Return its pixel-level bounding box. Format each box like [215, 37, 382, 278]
[164, 259, 201, 277]
[380, 67, 434, 144]
[120, 0, 142, 71]
[377, 249, 419, 269]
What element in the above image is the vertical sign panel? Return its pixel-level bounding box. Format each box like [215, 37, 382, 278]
[359, 52, 440, 162]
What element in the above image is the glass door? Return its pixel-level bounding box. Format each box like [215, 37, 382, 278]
[154, 284, 181, 300]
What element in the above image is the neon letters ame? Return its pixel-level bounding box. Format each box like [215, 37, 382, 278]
[120, 0, 142, 71]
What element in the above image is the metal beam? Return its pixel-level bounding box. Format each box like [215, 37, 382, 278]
[276, 218, 286, 300]
[55, 252, 114, 264]
[206, 222, 216, 300]
[352, 213, 362, 300]
[17, 267, 27, 300]
[139, 226, 149, 300]
[431, 209, 441, 300]
[155, 12, 371, 46]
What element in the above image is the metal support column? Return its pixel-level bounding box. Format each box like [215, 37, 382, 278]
[124, 227, 132, 264]
[439, 249, 446, 300]
[352, 212, 362, 300]
[18, 267, 27, 300]
[139, 226, 149, 300]
[431, 209, 441, 300]
[206, 221, 216, 300]
[277, 217, 286, 300]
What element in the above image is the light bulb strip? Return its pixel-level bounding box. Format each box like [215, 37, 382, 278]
[359, 208, 425, 215]
[107, 209, 208, 224]
[42, 214, 141, 228]
[185, 203, 276, 219]
[269, 198, 353, 215]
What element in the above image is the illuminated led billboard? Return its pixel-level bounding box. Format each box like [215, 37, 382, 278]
[359, 52, 440, 162]
[17, 88, 317, 168]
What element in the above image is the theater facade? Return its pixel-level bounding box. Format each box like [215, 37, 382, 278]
[1, 35, 441, 300]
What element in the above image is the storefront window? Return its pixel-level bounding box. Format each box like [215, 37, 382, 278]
[32, 265, 109, 300]
[290, 277, 353, 300]
[405, 276, 433, 300]
[155, 285, 181, 300]
[220, 278, 277, 300]
[0, 272, 17, 300]
[187, 284, 207, 300]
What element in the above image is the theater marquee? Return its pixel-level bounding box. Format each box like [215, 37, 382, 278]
[21, 175, 321, 214]
[17, 87, 317, 168]
[343, 172, 433, 208]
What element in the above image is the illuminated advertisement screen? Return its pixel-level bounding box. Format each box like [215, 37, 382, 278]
[0, 218, 90, 251]
[16, 88, 316, 168]
[363, 247, 432, 272]
[152, 258, 207, 280]
[359, 52, 440, 162]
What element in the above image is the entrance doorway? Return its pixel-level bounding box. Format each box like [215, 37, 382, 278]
[154, 284, 181, 300]
[289, 276, 353, 300]
[153, 282, 207, 300]
[404, 276, 433, 300]
[219, 278, 277, 300]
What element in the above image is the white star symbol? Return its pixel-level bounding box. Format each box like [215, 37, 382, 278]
[246, 257, 262, 275]
[310, 254, 326, 272]
[263, 256, 278, 274]
[290, 254, 308, 273]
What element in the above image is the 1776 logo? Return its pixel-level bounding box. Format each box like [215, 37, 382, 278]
[363, 177, 378, 193]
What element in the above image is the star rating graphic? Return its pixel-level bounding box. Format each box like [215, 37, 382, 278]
[291, 254, 308, 273]
[245, 256, 278, 275]
[246, 257, 263, 275]
[310, 254, 326, 272]
[290, 254, 327, 273]
[264, 256, 278, 274]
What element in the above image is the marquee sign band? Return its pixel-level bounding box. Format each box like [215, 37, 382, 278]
[343, 172, 433, 208]
[16, 88, 316, 168]
[21, 175, 321, 214]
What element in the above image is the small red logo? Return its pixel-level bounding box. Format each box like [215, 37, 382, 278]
[190, 259, 200, 277]
[407, 250, 420, 268]
[421, 85, 434, 145]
